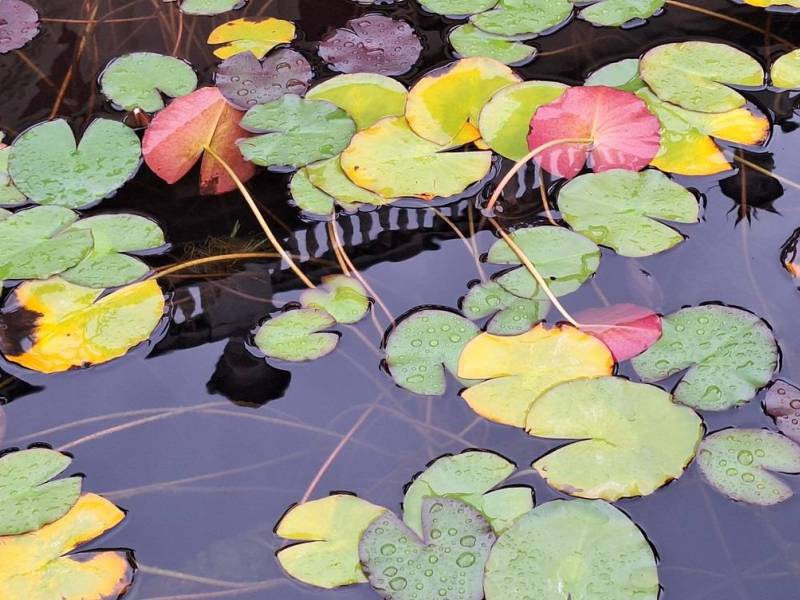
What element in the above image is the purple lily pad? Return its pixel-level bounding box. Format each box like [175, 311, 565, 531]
[318, 13, 422, 76]
[765, 380, 800, 443]
[0, 0, 39, 54]
[215, 49, 313, 111]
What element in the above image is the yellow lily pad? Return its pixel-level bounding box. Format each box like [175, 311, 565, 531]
[307, 74, 408, 130]
[207, 17, 296, 60]
[772, 50, 800, 90]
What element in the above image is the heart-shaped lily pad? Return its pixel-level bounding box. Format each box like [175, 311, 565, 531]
[471, 0, 573, 38]
[484, 499, 659, 600]
[305, 156, 390, 207]
[100, 52, 197, 112]
[359, 497, 496, 600]
[765, 380, 800, 443]
[449, 24, 536, 66]
[0, 0, 39, 54]
[384, 308, 480, 395]
[576, 303, 662, 362]
[462, 281, 546, 335]
[529, 376, 703, 500]
[576, 0, 664, 26]
[0, 448, 82, 536]
[207, 17, 295, 59]
[173, 0, 245, 15]
[631, 305, 779, 410]
[403, 451, 533, 536]
[289, 170, 337, 218]
[306, 74, 407, 130]
[239, 95, 356, 169]
[318, 14, 422, 76]
[300, 275, 370, 324]
[697, 428, 800, 505]
[419, 0, 497, 15]
[557, 169, 699, 257]
[215, 50, 312, 110]
[254, 308, 339, 362]
[772, 50, 800, 90]
[9, 119, 141, 209]
[0, 206, 93, 284]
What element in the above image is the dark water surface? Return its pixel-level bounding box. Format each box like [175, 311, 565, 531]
[1, 0, 800, 598]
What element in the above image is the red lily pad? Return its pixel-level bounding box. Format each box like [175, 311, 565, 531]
[576, 304, 662, 362]
[142, 86, 255, 195]
[765, 380, 800, 444]
[528, 85, 661, 179]
[0, 0, 39, 54]
[215, 49, 313, 110]
[318, 14, 422, 76]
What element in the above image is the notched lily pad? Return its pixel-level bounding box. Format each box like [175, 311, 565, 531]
[306, 74, 407, 130]
[319, 14, 422, 76]
[419, 0, 497, 15]
[771, 50, 800, 90]
[697, 428, 800, 505]
[0, 447, 82, 536]
[216, 50, 312, 110]
[631, 305, 779, 410]
[0, 137, 25, 206]
[384, 308, 479, 395]
[254, 308, 339, 362]
[765, 380, 800, 443]
[576, 0, 665, 27]
[576, 303, 662, 362]
[470, 0, 573, 39]
[462, 281, 546, 335]
[360, 497, 495, 600]
[449, 24, 536, 66]
[172, 0, 246, 16]
[100, 52, 198, 112]
[208, 17, 295, 59]
[300, 275, 370, 324]
[305, 156, 390, 207]
[0, 0, 39, 54]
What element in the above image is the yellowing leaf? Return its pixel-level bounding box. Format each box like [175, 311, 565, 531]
[458, 324, 614, 428]
[772, 50, 800, 90]
[207, 17, 295, 59]
[307, 74, 408, 130]
[0, 493, 133, 600]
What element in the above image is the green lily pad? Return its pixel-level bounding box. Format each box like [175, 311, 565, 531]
[384, 309, 480, 395]
[478, 81, 567, 160]
[403, 451, 533, 536]
[449, 24, 536, 66]
[529, 377, 703, 500]
[100, 52, 197, 112]
[300, 275, 370, 324]
[484, 499, 659, 600]
[0, 206, 93, 284]
[360, 497, 496, 600]
[697, 428, 800, 506]
[585, 57, 645, 91]
[254, 308, 339, 362]
[176, 0, 244, 15]
[0, 139, 25, 206]
[0, 447, 82, 536]
[462, 281, 546, 335]
[557, 169, 699, 257]
[419, 0, 498, 15]
[238, 95, 356, 169]
[471, 0, 573, 38]
[306, 74, 408, 131]
[576, 0, 664, 27]
[305, 157, 390, 207]
[276, 494, 387, 589]
[631, 305, 779, 410]
[61, 214, 165, 289]
[640, 41, 765, 113]
[771, 50, 800, 90]
[289, 170, 336, 218]
[8, 119, 142, 209]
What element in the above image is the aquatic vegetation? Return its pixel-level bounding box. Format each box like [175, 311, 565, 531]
[575, 304, 662, 361]
[100, 52, 198, 112]
[765, 380, 800, 443]
[207, 17, 295, 59]
[215, 50, 312, 110]
[0, 0, 39, 54]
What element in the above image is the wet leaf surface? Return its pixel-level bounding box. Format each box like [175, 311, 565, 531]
[764, 380, 800, 443]
[462, 281, 546, 335]
[306, 73, 407, 130]
[300, 275, 370, 324]
[419, 0, 497, 15]
[0, 0, 38, 54]
[0, 139, 25, 206]
[207, 17, 295, 59]
[576, 303, 662, 361]
[100, 52, 197, 112]
[470, 0, 573, 38]
[174, 0, 245, 16]
[449, 24, 536, 66]
[771, 49, 800, 90]
[215, 50, 312, 110]
[289, 169, 336, 218]
[697, 429, 800, 505]
[0, 448, 81, 536]
[577, 0, 665, 27]
[318, 14, 422, 76]
[305, 156, 389, 208]
[254, 308, 339, 362]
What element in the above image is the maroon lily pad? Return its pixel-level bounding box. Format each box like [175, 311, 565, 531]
[576, 304, 662, 362]
[765, 380, 800, 444]
[0, 0, 39, 54]
[215, 49, 313, 111]
[318, 13, 422, 76]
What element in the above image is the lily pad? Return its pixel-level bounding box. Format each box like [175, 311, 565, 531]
[585, 57, 645, 91]
[239, 95, 356, 169]
[419, 0, 497, 15]
[529, 377, 703, 500]
[0, 277, 165, 374]
[697, 428, 800, 505]
[100, 52, 197, 112]
[484, 499, 659, 600]
[360, 498, 495, 600]
[471, 0, 573, 38]
[449, 24, 536, 66]
[174, 0, 245, 15]
[403, 451, 533, 536]
[557, 169, 699, 257]
[0, 0, 39, 54]
[458, 324, 614, 428]
[0, 206, 93, 284]
[765, 380, 800, 443]
[462, 281, 546, 335]
[631, 305, 779, 411]
[306, 74, 407, 130]
[529, 85, 660, 179]
[406, 57, 520, 145]
[576, 0, 665, 26]
[61, 214, 165, 289]
[300, 275, 370, 324]
[9, 119, 141, 209]
[142, 86, 255, 195]
[771, 50, 800, 90]
[0, 138, 25, 206]
[0, 448, 82, 536]
[0, 493, 134, 600]
[318, 14, 422, 76]
[478, 80, 567, 160]
[215, 50, 312, 111]
[576, 304, 662, 361]
[289, 170, 337, 218]
[340, 117, 492, 199]
[276, 494, 387, 589]
[384, 308, 480, 395]
[207, 17, 295, 59]
[640, 41, 764, 113]
[254, 308, 338, 362]
[306, 157, 390, 208]
[740, 0, 800, 5]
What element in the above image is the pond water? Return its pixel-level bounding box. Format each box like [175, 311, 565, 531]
[0, 0, 799, 599]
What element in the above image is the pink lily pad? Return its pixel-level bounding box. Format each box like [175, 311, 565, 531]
[0, 0, 38, 54]
[765, 380, 800, 444]
[576, 303, 662, 362]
